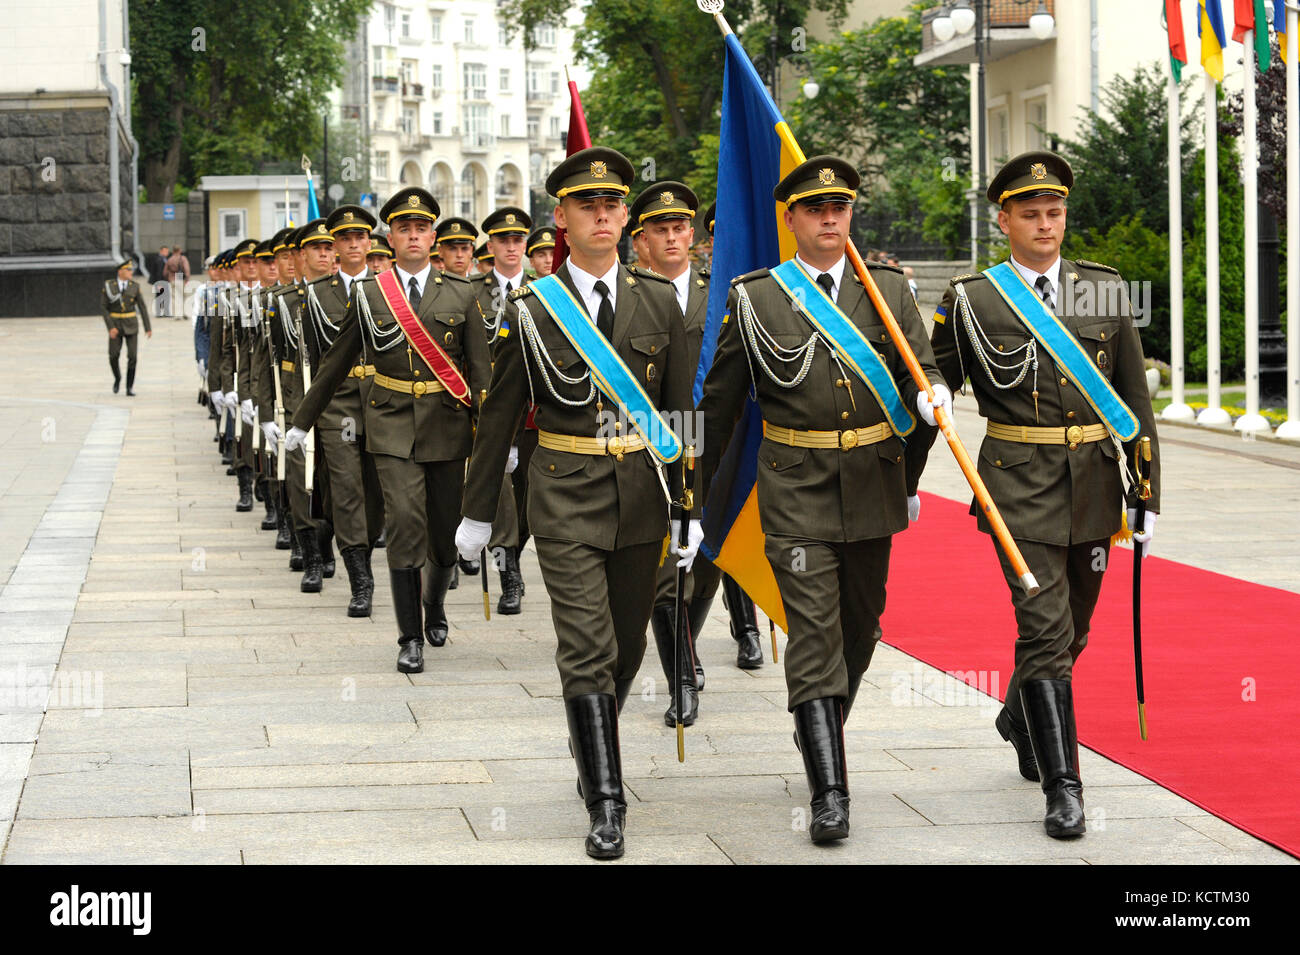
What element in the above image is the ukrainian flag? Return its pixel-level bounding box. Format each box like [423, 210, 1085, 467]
[693, 32, 811, 632]
[1200, 0, 1228, 81]
[1278, 0, 1290, 63]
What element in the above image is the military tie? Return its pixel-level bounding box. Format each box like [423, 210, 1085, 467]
[816, 272, 835, 303]
[407, 275, 421, 312]
[593, 279, 615, 340]
[1035, 274, 1052, 308]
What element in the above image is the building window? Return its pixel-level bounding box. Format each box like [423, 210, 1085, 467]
[374, 100, 386, 125]
[463, 16, 475, 44]
[273, 202, 303, 230]
[401, 107, 416, 134]
[383, 4, 395, 37]
[429, 14, 441, 42]
[373, 153, 389, 180]
[499, 24, 510, 47]
[500, 114, 511, 137]
[460, 165, 476, 218]
[431, 64, 442, 91]
[527, 117, 539, 140]
[432, 112, 443, 135]
[400, 12, 411, 38]
[532, 23, 556, 48]
[1025, 96, 1048, 151]
[499, 68, 510, 92]
[549, 116, 560, 138]
[550, 71, 559, 94]
[219, 209, 246, 244]
[988, 106, 1010, 167]
[464, 104, 490, 138]
[401, 59, 415, 83]
[464, 63, 486, 99]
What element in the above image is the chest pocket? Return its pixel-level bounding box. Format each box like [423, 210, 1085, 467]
[431, 312, 462, 350]
[1074, 321, 1120, 380]
[629, 332, 669, 388]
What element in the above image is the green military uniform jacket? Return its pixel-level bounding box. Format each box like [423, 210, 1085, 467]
[697, 261, 939, 543]
[293, 269, 491, 463]
[681, 265, 711, 363]
[206, 283, 230, 393]
[252, 283, 300, 423]
[101, 279, 150, 336]
[915, 257, 1161, 546]
[300, 273, 369, 436]
[462, 260, 693, 551]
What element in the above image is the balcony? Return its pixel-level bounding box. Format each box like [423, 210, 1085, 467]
[914, 1, 1056, 67]
[399, 131, 432, 151]
[526, 89, 551, 104]
[462, 132, 496, 154]
[401, 81, 424, 99]
[372, 76, 398, 93]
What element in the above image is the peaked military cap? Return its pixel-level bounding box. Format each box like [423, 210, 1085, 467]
[367, 233, 393, 258]
[327, 204, 377, 236]
[436, 217, 479, 245]
[482, 206, 532, 236]
[630, 181, 698, 226]
[271, 227, 296, 254]
[703, 200, 716, 236]
[987, 150, 1072, 205]
[546, 146, 634, 200]
[526, 227, 556, 256]
[380, 186, 439, 225]
[116, 255, 134, 270]
[298, 218, 333, 248]
[773, 155, 859, 206]
[254, 238, 275, 259]
[233, 238, 259, 259]
[474, 241, 494, 264]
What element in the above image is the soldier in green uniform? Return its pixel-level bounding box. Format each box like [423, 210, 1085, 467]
[456, 147, 695, 860]
[915, 151, 1160, 838]
[435, 218, 479, 280]
[286, 188, 491, 674]
[629, 222, 648, 267]
[527, 227, 555, 278]
[696, 156, 942, 844]
[367, 234, 393, 274]
[259, 228, 299, 551]
[220, 238, 262, 512]
[207, 251, 234, 467]
[474, 242, 494, 275]
[101, 257, 151, 395]
[248, 239, 282, 534]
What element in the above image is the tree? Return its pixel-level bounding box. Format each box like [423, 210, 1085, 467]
[130, 0, 369, 201]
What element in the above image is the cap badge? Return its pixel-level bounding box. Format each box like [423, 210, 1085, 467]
[660, 191, 675, 205]
[344, 211, 354, 222]
[543, 232, 551, 241]
[590, 161, 608, 179]
[317, 224, 327, 234]
[506, 213, 516, 224]
[818, 168, 836, 186]
[408, 194, 419, 206]
[1030, 163, 1047, 181]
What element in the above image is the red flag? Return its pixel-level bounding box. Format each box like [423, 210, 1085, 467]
[1231, 0, 1253, 40]
[1166, 0, 1188, 80]
[550, 78, 592, 271]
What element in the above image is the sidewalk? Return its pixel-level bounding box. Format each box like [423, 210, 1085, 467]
[0, 316, 1294, 864]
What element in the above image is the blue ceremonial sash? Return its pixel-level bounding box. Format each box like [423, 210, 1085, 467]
[983, 262, 1139, 441]
[526, 274, 683, 464]
[769, 260, 916, 438]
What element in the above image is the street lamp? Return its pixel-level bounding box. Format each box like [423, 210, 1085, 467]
[802, 79, 819, 100]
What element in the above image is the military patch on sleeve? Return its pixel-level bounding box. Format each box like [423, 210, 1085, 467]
[933, 304, 948, 325]
[508, 285, 532, 301]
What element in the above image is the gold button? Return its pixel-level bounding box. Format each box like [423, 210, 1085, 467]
[1100, 331, 1107, 340]
[841, 411, 849, 420]
[997, 344, 1004, 351]
[995, 459, 1003, 466]
[556, 359, 564, 368]
[770, 460, 777, 468]
[614, 421, 622, 431]
[548, 464, 555, 472]
[895, 454, 901, 463]
[1060, 377, 1068, 386]
[370, 400, 376, 406]
[414, 369, 421, 376]
[649, 345, 657, 354]
[1066, 411, 1076, 419]
[880, 333, 887, 341]
[835, 379, 844, 387]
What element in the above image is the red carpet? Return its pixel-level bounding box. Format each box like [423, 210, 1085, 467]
[880, 492, 1300, 859]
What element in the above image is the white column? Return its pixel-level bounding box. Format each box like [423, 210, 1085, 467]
[1278, 8, 1300, 439]
[1236, 29, 1270, 433]
[1198, 72, 1232, 426]
[1163, 60, 1194, 420]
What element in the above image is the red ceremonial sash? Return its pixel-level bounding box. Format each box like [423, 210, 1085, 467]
[374, 269, 471, 407]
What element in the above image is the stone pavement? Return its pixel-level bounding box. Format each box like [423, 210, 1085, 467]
[0, 312, 1295, 864]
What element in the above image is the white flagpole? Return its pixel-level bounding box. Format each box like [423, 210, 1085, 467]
[1198, 70, 1231, 426]
[1164, 55, 1193, 421]
[1237, 27, 1270, 432]
[1279, 5, 1300, 438]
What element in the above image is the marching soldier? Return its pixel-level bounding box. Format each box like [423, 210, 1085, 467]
[699, 201, 716, 265]
[286, 188, 491, 673]
[221, 238, 261, 512]
[435, 218, 478, 279]
[101, 256, 151, 395]
[249, 239, 282, 534]
[527, 227, 556, 278]
[474, 242, 494, 275]
[629, 222, 648, 267]
[696, 156, 943, 844]
[367, 234, 394, 273]
[456, 147, 695, 859]
[915, 151, 1160, 838]
[207, 251, 234, 468]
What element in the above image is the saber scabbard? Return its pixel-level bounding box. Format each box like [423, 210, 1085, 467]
[481, 547, 491, 621]
[1133, 436, 1152, 740]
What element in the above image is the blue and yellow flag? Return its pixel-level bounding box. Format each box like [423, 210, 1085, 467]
[1199, 0, 1228, 81]
[1277, 0, 1290, 63]
[693, 32, 810, 632]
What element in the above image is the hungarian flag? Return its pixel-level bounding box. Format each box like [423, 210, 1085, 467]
[1233, 0, 1271, 70]
[1199, 0, 1228, 82]
[1166, 0, 1188, 81]
[550, 76, 591, 271]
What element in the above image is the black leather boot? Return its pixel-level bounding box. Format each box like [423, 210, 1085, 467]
[299, 528, 323, 593]
[220, 431, 233, 467]
[447, 563, 459, 590]
[497, 546, 523, 615]
[651, 602, 698, 727]
[253, 477, 265, 502]
[422, 563, 454, 647]
[996, 672, 1039, 781]
[576, 679, 636, 799]
[125, 362, 137, 396]
[458, 555, 480, 576]
[318, 522, 335, 579]
[794, 697, 850, 844]
[289, 528, 304, 571]
[261, 484, 277, 530]
[274, 492, 292, 550]
[686, 592, 714, 691]
[566, 693, 626, 859]
[341, 546, 373, 618]
[723, 575, 763, 670]
[391, 567, 424, 674]
[235, 467, 254, 512]
[1022, 679, 1085, 838]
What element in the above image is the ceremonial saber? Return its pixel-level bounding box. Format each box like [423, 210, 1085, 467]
[769, 619, 778, 663]
[297, 313, 317, 512]
[672, 450, 697, 762]
[697, 0, 1038, 597]
[480, 548, 491, 621]
[1132, 436, 1152, 739]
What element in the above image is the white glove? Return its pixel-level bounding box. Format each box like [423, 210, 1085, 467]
[670, 519, 705, 571]
[210, 390, 224, 409]
[240, 399, 255, 425]
[1126, 509, 1157, 559]
[455, 517, 493, 563]
[282, 426, 307, 452]
[907, 495, 921, 523]
[506, 445, 519, 474]
[224, 390, 239, 411]
[262, 421, 282, 449]
[916, 383, 953, 428]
